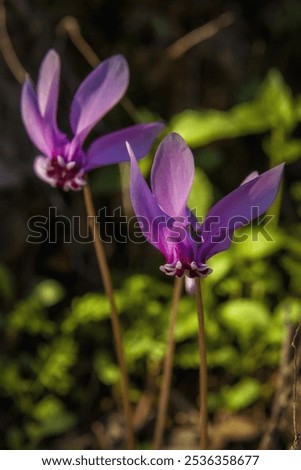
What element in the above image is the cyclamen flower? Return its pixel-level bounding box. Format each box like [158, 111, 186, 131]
[127, 133, 284, 278]
[21, 50, 164, 191]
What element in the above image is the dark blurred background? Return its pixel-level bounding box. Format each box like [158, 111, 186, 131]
[0, 0, 300, 450]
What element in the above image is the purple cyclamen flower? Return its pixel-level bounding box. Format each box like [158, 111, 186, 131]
[127, 132, 284, 278]
[21, 49, 164, 191]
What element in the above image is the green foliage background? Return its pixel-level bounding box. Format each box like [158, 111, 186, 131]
[0, 0, 301, 450]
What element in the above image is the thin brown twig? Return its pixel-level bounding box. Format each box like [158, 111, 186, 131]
[153, 276, 184, 450]
[57, 16, 99, 68]
[259, 319, 293, 449]
[166, 12, 235, 60]
[56, 16, 142, 123]
[0, 0, 26, 83]
[194, 278, 208, 449]
[291, 322, 301, 450]
[83, 179, 135, 450]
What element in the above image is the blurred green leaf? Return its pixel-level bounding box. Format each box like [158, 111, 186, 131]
[263, 137, 301, 163]
[31, 395, 76, 439]
[32, 279, 65, 307]
[175, 343, 199, 369]
[138, 153, 153, 177]
[170, 109, 239, 147]
[221, 378, 262, 411]
[175, 297, 198, 342]
[6, 279, 63, 336]
[37, 337, 77, 395]
[216, 277, 243, 297]
[188, 167, 214, 219]
[206, 251, 233, 284]
[0, 360, 32, 397]
[219, 298, 270, 344]
[124, 327, 166, 364]
[8, 297, 56, 336]
[274, 297, 301, 325]
[232, 226, 282, 260]
[207, 346, 239, 369]
[169, 101, 270, 148]
[94, 352, 120, 385]
[63, 293, 111, 333]
[169, 68, 296, 148]
[122, 274, 172, 306]
[229, 101, 269, 133]
[255, 69, 295, 132]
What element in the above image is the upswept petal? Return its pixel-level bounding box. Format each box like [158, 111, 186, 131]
[127, 142, 172, 257]
[70, 55, 129, 143]
[85, 122, 165, 171]
[36, 49, 60, 128]
[151, 133, 195, 217]
[199, 163, 285, 261]
[21, 78, 51, 156]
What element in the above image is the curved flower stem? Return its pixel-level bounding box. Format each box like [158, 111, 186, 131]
[0, 0, 26, 84]
[153, 276, 184, 450]
[83, 180, 134, 450]
[194, 278, 208, 449]
[57, 16, 143, 124]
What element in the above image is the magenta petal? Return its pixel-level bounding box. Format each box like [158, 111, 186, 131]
[36, 50, 60, 126]
[85, 122, 165, 171]
[36, 49, 67, 149]
[70, 55, 129, 143]
[200, 163, 285, 260]
[21, 78, 51, 156]
[127, 142, 171, 257]
[151, 133, 195, 217]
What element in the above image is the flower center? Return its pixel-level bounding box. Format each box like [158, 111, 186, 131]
[159, 260, 212, 278]
[46, 156, 86, 191]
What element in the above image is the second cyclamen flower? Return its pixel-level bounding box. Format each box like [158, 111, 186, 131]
[127, 133, 284, 278]
[21, 50, 164, 190]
